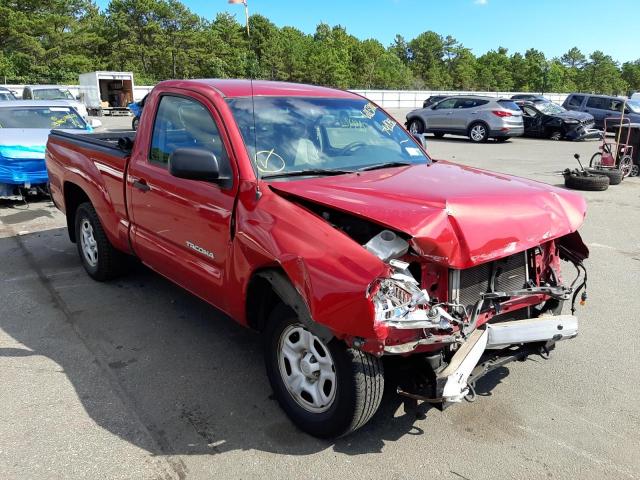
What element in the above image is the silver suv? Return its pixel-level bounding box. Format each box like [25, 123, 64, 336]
[406, 96, 524, 143]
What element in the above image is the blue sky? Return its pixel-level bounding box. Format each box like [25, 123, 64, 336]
[95, 0, 640, 63]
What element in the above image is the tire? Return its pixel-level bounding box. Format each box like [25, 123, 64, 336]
[74, 202, 127, 281]
[549, 130, 563, 141]
[589, 152, 602, 168]
[564, 173, 609, 191]
[468, 122, 489, 143]
[264, 303, 384, 438]
[132, 117, 140, 131]
[586, 168, 623, 185]
[631, 163, 640, 177]
[619, 155, 633, 178]
[433, 132, 445, 139]
[408, 118, 424, 135]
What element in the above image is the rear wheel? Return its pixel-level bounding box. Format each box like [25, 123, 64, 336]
[264, 303, 384, 438]
[468, 122, 489, 143]
[75, 202, 127, 281]
[630, 163, 640, 177]
[589, 152, 602, 168]
[132, 116, 140, 131]
[619, 155, 633, 177]
[408, 118, 424, 135]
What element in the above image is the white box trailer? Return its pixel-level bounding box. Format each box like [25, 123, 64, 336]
[78, 71, 135, 116]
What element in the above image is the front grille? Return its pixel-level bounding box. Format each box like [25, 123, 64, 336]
[450, 252, 529, 313]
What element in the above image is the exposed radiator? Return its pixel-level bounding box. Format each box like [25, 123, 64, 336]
[449, 252, 529, 313]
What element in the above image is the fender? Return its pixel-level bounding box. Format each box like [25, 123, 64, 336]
[226, 183, 388, 343]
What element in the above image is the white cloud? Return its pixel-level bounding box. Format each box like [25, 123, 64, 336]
[474, 0, 488, 4]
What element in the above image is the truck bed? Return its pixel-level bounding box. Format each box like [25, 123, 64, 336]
[49, 130, 136, 155]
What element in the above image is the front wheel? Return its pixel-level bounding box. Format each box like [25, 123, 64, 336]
[407, 118, 424, 135]
[468, 122, 489, 143]
[132, 116, 140, 131]
[264, 303, 384, 438]
[589, 152, 602, 168]
[549, 130, 563, 141]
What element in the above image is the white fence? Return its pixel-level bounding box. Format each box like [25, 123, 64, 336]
[3, 83, 570, 108]
[350, 90, 570, 109]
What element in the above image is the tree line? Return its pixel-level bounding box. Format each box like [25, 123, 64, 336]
[2, 0, 639, 95]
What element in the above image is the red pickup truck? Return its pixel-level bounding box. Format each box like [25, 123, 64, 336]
[46, 79, 589, 438]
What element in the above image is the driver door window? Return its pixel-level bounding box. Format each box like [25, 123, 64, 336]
[149, 95, 230, 176]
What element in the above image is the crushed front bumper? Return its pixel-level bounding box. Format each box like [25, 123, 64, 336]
[397, 314, 578, 405]
[567, 126, 603, 141]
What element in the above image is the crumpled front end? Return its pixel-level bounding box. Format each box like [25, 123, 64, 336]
[363, 228, 588, 405]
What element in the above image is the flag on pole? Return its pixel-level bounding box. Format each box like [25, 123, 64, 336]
[228, 0, 247, 5]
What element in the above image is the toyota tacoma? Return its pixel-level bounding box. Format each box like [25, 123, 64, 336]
[45, 79, 589, 438]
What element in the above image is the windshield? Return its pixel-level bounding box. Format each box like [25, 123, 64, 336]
[227, 97, 430, 177]
[627, 101, 640, 113]
[0, 106, 87, 129]
[536, 102, 566, 115]
[32, 88, 75, 100]
[0, 92, 16, 101]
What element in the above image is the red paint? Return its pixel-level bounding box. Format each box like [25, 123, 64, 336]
[46, 79, 588, 354]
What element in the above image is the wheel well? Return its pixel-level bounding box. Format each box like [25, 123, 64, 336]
[245, 267, 288, 332]
[63, 182, 90, 243]
[245, 267, 333, 342]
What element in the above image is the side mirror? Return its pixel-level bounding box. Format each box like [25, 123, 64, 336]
[89, 119, 102, 128]
[412, 133, 427, 149]
[169, 148, 220, 182]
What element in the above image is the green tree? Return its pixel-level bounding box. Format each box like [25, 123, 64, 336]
[580, 51, 626, 94]
[476, 47, 513, 91]
[389, 34, 410, 65]
[621, 60, 640, 92]
[408, 31, 450, 89]
[449, 47, 477, 90]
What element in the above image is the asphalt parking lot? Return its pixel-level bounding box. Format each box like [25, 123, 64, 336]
[1, 112, 639, 480]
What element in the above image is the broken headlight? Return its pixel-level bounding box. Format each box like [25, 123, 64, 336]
[368, 262, 454, 330]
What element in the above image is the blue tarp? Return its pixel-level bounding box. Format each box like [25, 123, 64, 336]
[0, 144, 48, 185]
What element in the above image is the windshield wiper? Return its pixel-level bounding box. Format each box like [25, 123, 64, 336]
[261, 168, 353, 179]
[357, 161, 413, 172]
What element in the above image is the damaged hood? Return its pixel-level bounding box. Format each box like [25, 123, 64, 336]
[269, 162, 587, 269]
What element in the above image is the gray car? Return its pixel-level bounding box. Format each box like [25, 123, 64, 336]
[22, 85, 88, 119]
[406, 96, 524, 143]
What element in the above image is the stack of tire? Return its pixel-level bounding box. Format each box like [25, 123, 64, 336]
[564, 170, 612, 191]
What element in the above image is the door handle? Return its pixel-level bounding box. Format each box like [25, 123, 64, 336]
[133, 179, 150, 192]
